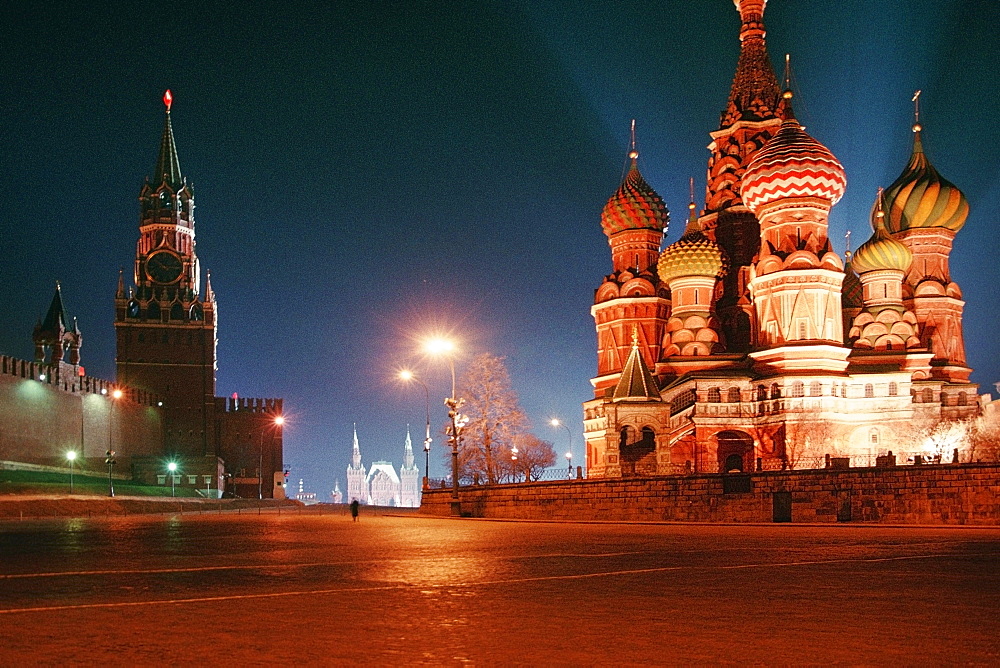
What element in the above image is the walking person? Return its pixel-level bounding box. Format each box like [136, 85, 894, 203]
[350, 498, 359, 522]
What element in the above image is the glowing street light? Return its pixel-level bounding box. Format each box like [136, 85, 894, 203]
[424, 337, 464, 516]
[66, 450, 77, 494]
[259, 415, 285, 500]
[167, 461, 178, 497]
[551, 418, 573, 480]
[106, 387, 122, 497]
[399, 370, 433, 488]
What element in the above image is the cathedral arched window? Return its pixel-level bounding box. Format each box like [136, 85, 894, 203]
[147, 302, 160, 320]
[770, 383, 781, 399]
[958, 392, 968, 406]
[809, 381, 822, 397]
[727, 387, 741, 403]
[707, 387, 722, 403]
[190, 304, 203, 321]
[127, 300, 140, 318]
[864, 383, 874, 398]
[888, 382, 898, 397]
[170, 303, 184, 320]
[757, 385, 767, 401]
[790, 382, 804, 398]
[923, 388, 934, 403]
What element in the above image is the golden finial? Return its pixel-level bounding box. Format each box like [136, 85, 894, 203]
[628, 119, 638, 160]
[631, 324, 639, 349]
[873, 187, 886, 229]
[912, 90, 922, 132]
[844, 229, 852, 260]
[688, 177, 696, 212]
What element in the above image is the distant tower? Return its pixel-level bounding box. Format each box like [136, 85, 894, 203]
[399, 427, 420, 507]
[33, 282, 83, 382]
[346, 425, 367, 504]
[114, 90, 218, 457]
[592, 123, 670, 394]
[332, 480, 343, 504]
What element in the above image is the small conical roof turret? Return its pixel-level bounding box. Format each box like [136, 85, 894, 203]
[39, 281, 70, 335]
[612, 327, 661, 402]
[351, 424, 362, 469]
[153, 90, 183, 189]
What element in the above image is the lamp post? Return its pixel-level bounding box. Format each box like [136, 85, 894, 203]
[511, 446, 519, 482]
[66, 450, 76, 494]
[106, 388, 122, 497]
[167, 461, 177, 497]
[259, 415, 285, 500]
[425, 338, 464, 516]
[551, 418, 573, 480]
[399, 370, 432, 488]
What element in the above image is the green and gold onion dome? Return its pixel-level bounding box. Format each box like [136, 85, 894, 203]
[601, 151, 669, 237]
[657, 202, 728, 283]
[882, 125, 968, 234]
[853, 193, 913, 273]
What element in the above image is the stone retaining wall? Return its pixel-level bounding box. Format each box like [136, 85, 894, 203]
[420, 463, 1000, 524]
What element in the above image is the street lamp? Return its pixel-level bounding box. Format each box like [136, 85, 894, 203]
[259, 415, 285, 500]
[66, 450, 77, 494]
[106, 388, 122, 497]
[551, 418, 573, 480]
[399, 370, 432, 488]
[425, 337, 464, 516]
[167, 461, 177, 497]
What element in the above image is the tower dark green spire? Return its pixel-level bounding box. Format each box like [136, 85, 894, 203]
[153, 90, 183, 188]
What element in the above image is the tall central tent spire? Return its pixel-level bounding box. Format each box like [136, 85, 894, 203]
[153, 89, 183, 188]
[721, 0, 782, 127]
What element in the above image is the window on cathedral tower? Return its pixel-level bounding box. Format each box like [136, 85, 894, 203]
[865, 384, 874, 398]
[727, 387, 741, 403]
[791, 382, 804, 398]
[770, 383, 780, 399]
[889, 382, 898, 396]
[707, 387, 721, 403]
[923, 388, 934, 403]
[809, 381, 822, 397]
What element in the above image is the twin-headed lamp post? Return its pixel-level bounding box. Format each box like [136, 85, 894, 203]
[551, 418, 574, 480]
[424, 338, 466, 516]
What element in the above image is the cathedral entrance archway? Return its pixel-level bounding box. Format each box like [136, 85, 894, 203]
[716, 430, 754, 473]
[620, 426, 657, 476]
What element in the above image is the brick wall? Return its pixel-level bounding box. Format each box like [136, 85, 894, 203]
[420, 463, 1000, 525]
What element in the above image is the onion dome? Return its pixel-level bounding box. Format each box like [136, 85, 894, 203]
[853, 192, 912, 273]
[842, 257, 863, 308]
[600, 150, 669, 237]
[657, 202, 728, 283]
[882, 124, 968, 234]
[739, 92, 847, 214]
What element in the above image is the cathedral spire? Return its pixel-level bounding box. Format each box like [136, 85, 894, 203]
[403, 427, 415, 469]
[721, 0, 782, 127]
[351, 423, 362, 468]
[153, 90, 183, 189]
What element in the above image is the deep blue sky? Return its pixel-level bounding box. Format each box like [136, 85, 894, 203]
[2, 1, 998, 496]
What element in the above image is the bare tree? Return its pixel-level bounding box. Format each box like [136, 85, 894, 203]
[454, 353, 528, 484]
[515, 434, 556, 481]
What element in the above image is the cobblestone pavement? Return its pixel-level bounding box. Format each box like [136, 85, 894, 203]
[1, 510, 998, 665]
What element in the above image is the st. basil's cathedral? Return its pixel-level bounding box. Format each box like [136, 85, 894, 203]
[583, 0, 978, 477]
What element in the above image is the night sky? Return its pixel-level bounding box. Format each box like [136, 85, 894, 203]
[2, 1, 998, 496]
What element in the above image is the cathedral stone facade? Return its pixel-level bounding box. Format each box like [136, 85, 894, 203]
[346, 427, 421, 507]
[583, 0, 978, 478]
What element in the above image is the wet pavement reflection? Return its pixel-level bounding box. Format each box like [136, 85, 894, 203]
[1, 511, 999, 664]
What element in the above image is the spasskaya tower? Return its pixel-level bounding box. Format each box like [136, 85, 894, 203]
[115, 90, 218, 458]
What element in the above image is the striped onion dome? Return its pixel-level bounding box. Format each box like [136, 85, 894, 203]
[657, 203, 728, 283]
[882, 127, 968, 234]
[739, 96, 847, 214]
[853, 195, 913, 273]
[600, 152, 669, 237]
[842, 257, 864, 308]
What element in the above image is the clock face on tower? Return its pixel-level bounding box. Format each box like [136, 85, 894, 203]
[146, 250, 183, 284]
